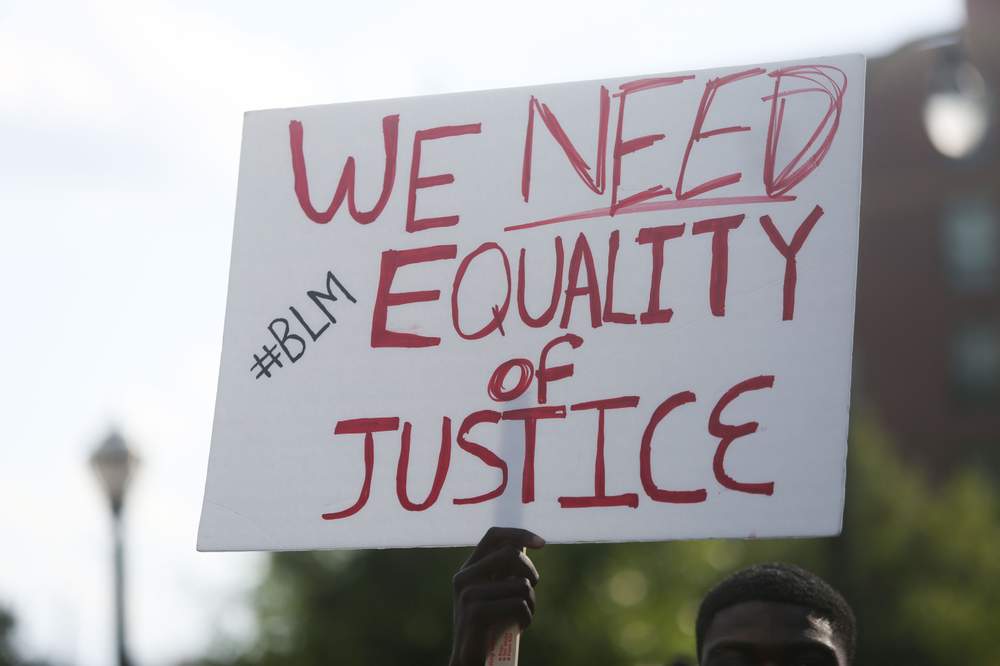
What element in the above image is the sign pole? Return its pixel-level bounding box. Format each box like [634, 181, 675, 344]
[485, 625, 520, 666]
[485, 542, 523, 666]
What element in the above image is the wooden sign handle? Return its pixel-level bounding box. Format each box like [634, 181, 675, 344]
[484, 546, 525, 665]
[485, 624, 520, 666]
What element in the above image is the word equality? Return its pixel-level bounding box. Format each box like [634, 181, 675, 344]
[369, 205, 823, 348]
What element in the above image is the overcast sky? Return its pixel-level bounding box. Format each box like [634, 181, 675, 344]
[0, 1, 963, 665]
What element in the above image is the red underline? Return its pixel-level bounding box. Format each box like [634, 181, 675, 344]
[503, 195, 797, 233]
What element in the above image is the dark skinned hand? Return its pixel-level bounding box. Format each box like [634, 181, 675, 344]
[449, 527, 546, 666]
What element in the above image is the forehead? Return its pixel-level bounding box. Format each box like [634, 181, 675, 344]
[703, 600, 839, 649]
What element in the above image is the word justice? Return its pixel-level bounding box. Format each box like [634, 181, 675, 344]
[365, 205, 824, 349]
[321, 366, 777, 520]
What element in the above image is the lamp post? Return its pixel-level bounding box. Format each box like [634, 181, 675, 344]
[91, 430, 138, 666]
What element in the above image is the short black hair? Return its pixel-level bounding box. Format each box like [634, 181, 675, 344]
[695, 563, 856, 662]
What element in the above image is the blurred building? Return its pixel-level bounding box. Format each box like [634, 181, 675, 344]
[857, 0, 999, 476]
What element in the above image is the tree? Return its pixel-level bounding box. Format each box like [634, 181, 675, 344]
[0, 606, 45, 666]
[828, 418, 1000, 664]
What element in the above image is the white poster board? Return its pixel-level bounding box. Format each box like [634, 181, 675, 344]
[198, 54, 865, 551]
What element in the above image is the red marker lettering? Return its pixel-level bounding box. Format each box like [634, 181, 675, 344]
[710, 374, 776, 495]
[640, 391, 707, 503]
[560, 233, 602, 329]
[759, 205, 824, 321]
[396, 419, 452, 511]
[406, 123, 482, 233]
[677, 69, 764, 199]
[451, 242, 512, 340]
[611, 76, 693, 214]
[501, 405, 567, 503]
[517, 237, 565, 328]
[322, 417, 400, 520]
[636, 223, 686, 324]
[603, 230, 637, 324]
[558, 396, 641, 508]
[371, 245, 457, 348]
[522, 88, 611, 202]
[692, 214, 745, 317]
[289, 115, 399, 225]
[453, 410, 507, 505]
[763, 65, 847, 196]
[537, 333, 583, 404]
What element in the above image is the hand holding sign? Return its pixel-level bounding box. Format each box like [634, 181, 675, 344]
[450, 527, 545, 666]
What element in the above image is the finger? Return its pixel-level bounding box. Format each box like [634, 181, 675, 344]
[455, 545, 540, 590]
[468, 526, 545, 564]
[455, 546, 539, 589]
[459, 578, 536, 613]
[466, 597, 534, 632]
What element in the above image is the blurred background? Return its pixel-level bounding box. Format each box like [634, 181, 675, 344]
[1, 0, 997, 664]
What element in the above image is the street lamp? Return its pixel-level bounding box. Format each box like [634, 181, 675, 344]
[923, 41, 992, 160]
[91, 430, 138, 666]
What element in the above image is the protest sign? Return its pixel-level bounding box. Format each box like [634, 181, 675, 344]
[198, 54, 865, 552]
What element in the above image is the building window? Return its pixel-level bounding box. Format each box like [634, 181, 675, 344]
[951, 323, 999, 403]
[942, 197, 997, 292]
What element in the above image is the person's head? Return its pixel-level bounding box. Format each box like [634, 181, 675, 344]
[695, 563, 855, 666]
